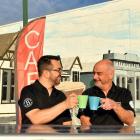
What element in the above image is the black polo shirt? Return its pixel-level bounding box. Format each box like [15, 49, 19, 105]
[18, 80, 71, 125]
[78, 83, 135, 125]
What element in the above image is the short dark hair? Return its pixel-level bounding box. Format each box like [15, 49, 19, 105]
[37, 55, 61, 76]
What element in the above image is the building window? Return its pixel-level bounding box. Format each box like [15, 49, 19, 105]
[1, 69, 15, 104]
[61, 76, 70, 82]
[72, 71, 80, 82]
[122, 77, 125, 88]
[136, 77, 140, 100]
[116, 76, 120, 86]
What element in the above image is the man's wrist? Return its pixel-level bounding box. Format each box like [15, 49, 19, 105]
[63, 100, 69, 109]
[113, 102, 121, 111]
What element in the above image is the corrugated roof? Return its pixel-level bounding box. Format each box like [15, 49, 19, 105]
[61, 57, 95, 72]
[61, 57, 76, 70]
[61, 56, 82, 70]
[0, 32, 18, 59]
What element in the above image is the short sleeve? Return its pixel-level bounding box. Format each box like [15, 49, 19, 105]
[18, 86, 38, 114]
[121, 89, 135, 116]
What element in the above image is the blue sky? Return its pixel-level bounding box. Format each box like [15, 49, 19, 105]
[0, 0, 111, 25]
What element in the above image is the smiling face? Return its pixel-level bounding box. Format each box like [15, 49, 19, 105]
[38, 55, 63, 88]
[48, 59, 62, 86]
[42, 59, 62, 86]
[93, 60, 114, 90]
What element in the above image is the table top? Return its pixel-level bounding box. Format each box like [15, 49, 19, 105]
[0, 124, 140, 135]
[0, 124, 140, 140]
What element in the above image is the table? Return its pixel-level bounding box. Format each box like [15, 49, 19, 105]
[0, 124, 140, 140]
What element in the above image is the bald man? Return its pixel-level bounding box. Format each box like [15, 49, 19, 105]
[79, 59, 135, 126]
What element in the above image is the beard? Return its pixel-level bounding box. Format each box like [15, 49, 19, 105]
[94, 79, 111, 90]
[94, 81, 102, 89]
[53, 76, 61, 86]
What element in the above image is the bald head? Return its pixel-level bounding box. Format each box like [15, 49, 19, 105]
[94, 59, 114, 73]
[93, 59, 115, 91]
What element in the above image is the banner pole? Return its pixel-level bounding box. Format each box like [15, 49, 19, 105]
[23, 0, 28, 26]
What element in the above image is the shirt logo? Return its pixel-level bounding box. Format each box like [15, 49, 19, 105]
[23, 98, 33, 108]
[129, 101, 134, 109]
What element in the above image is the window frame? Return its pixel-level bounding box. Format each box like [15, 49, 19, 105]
[1, 69, 15, 104]
[72, 71, 80, 82]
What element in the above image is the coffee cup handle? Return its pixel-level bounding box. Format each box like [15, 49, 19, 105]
[97, 105, 101, 109]
[97, 103, 103, 109]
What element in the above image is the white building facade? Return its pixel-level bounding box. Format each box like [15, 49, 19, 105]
[103, 52, 140, 110]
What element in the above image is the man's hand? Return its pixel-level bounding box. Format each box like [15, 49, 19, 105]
[100, 98, 134, 125]
[101, 98, 120, 110]
[65, 93, 78, 109]
[80, 115, 92, 126]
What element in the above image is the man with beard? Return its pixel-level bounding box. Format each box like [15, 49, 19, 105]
[79, 59, 135, 126]
[18, 55, 78, 125]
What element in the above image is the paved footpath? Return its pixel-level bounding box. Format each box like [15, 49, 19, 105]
[135, 112, 140, 125]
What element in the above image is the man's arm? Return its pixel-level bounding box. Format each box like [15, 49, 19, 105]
[101, 98, 134, 125]
[26, 94, 78, 124]
[113, 104, 134, 125]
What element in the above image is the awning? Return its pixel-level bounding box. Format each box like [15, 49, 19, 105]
[0, 32, 19, 60]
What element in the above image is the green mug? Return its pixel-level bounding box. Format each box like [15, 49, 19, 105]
[78, 95, 88, 109]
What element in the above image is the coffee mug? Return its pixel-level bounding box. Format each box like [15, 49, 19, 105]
[89, 96, 100, 110]
[78, 95, 88, 109]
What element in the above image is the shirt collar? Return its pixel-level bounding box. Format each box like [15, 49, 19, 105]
[94, 82, 116, 97]
[34, 80, 57, 95]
